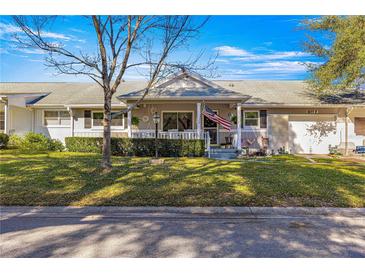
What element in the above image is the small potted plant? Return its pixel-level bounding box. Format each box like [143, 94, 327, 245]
[131, 116, 140, 129]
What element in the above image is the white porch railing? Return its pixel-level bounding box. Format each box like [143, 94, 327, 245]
[74, 130, 211, 157]
[74, 131, 127, 137]
[131, 131, 202, 140]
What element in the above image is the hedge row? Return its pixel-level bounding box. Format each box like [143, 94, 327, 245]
[65, 137, 205, 157]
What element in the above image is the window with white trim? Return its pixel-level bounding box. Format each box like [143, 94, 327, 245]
[0, 111, 4, 130]
[92, 112, 124, 128]
[162, 111, 193, 131]
[243, 111, 259, 128]
[44, 110, 70, 126]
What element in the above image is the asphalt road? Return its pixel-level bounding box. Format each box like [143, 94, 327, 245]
[1, 207, 364, 258]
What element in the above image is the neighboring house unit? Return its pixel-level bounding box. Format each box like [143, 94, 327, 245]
[1, 71, 364, 154]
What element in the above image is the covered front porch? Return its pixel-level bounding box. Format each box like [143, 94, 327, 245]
[125, 101, 268, 153]
[118, 71, 265, 153]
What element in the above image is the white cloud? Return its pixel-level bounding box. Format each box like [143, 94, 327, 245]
[248, 61, 310, 72]
[215, 59, 230, 63]
[9, 45, 45, 55]
[69, 28, 86, 33]
[224, 61, 320, 76]
[0, 22, 71, 41]
[235, 51, 311, 61]
[213, 46, 251, 57]
[29, 58, 44, 62]
[214, 45, 312, 62]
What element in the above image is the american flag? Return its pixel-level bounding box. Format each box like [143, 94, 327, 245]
[202, 104, 232, 131]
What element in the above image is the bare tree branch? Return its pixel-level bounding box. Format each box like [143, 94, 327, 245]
[12, 15, 211, 169]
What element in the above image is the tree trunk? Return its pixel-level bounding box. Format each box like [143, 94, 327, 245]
[102, 91, 112, 170]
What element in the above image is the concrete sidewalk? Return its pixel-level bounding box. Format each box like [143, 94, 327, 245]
[1, 206, 364, 257]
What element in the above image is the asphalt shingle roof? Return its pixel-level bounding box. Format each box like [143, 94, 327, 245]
[1, 79, 364, 106]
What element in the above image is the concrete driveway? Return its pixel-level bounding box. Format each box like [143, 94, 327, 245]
[1, 206, 364, 258]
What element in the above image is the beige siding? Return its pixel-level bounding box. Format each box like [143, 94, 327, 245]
[9, 106, 32, 135]
[268, 114, 289, 152]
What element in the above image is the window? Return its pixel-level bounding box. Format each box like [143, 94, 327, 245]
[92, 112, 103, 127]
[92, 112, 124, 128]
[243, 111, 259, 127]
[355, 118, 365, 136]
[111, 112, 124, 127]
[44, 110, 70, 126]
[260, 110, 267, 128]
[162, 112, 193, 131]
[0, 111, 4, 131]
[84, 110, 92, 128]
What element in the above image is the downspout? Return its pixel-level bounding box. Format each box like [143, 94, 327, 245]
[344, 106, 354, 156]
[127, 104, 132, 138]
[31, 108, 35, 132]
[236, 103, 242, 151]
[0, 97, 7, 134]
[4, 100, 9, 134]
[345, 109, 348, 156]
[67, 107, 74, 137]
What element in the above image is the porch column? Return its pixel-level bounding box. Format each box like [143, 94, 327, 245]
[344, 108, 349, 156]
[196, 102, 201, 138]
[236, 104, 242, 150]
[127, 106, 132, 138]
[70, 109, 74, 137]
[31, 109, 35, 132]
[4, 101, 9, 134]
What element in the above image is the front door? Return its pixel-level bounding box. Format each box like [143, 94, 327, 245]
[203, 111, 219, 145]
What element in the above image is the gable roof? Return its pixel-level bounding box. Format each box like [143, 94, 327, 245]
[118, 72, 248, 101]
[216, 80, 316, 105]
[0, 82, 146, 106]
[216, 80, 365, 105]
[1, 75, 364, 107]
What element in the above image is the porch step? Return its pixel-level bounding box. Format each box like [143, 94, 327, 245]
[207, 148, 239, 160]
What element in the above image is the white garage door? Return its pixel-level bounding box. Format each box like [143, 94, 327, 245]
[288, 115, 339, 154]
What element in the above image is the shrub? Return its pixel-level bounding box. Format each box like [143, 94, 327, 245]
[19, 132, 51, 152]
[48, 139, 65, 152]
[8, 132, 64, 152]
[65, 137, 205, 157]
[65, 137, 103, 153]
[8, 134, 23, 148]
[0, 133, 9, 149]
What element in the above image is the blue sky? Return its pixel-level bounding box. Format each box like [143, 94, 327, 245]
[0, 15, 321, 82]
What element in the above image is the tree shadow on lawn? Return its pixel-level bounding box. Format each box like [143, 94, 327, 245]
[1, 153, 364, 207]
[71, 157, 365, 207]
[1, 208, 364, 257]
[1, 153, 365, 257]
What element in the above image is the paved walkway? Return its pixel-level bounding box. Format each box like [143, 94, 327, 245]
[1, 206, 364, 258]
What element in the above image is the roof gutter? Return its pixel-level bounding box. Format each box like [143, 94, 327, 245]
[119, 96, 249, 102]
[64, 104, 126, 108]
[240, 103, 365, 108]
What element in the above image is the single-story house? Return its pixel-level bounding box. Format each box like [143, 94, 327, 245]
[1, 71, 364, 154]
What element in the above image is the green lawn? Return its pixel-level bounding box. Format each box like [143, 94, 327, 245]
[0, 150, 364, 207]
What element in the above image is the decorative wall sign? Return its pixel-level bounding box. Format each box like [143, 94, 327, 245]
[142, 115, 149, 122]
